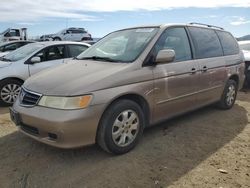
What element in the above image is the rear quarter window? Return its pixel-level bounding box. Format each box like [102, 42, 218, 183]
[216, 31, 239, 56]
[188, 27, 223, 59]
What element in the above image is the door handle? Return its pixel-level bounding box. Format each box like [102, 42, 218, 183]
[202, 66, 208, 72]
[190, 68, 197, 74]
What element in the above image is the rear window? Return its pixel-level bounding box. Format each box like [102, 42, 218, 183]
[216, 31, 239, 55]
[188, 27, 223, 59]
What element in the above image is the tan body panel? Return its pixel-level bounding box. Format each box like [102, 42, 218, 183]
[12, 23, 245, 148]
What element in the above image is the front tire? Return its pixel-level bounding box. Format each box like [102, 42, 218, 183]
[0, 79, 22, 106]
[217, 79, 237, 110]
[97, 100, 145, 154]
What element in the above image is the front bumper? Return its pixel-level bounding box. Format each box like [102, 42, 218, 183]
[12, 98, 106, 148]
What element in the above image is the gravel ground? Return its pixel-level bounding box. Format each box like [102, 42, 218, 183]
[0, 91, 249, 188]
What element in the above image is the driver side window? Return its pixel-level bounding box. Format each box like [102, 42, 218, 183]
[153, 27, 192, 62]
[66, 30, 72, 34]
[34, 45, 65, 62]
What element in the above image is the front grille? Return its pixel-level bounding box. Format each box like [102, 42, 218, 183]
[19, 87, 42, 106]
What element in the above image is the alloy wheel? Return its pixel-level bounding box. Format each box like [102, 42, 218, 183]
[226, 85, 236, 106]
[112, 110, 139, 147]
[0, 84, 21, 104]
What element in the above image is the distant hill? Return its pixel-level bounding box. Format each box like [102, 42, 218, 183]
[237, 35, 250, 41]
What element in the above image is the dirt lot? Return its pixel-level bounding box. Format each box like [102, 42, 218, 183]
[0, 91, 249, 188]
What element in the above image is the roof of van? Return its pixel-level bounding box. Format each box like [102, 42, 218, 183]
[37, 41, 91, 47]
[118, 23, 225, 31]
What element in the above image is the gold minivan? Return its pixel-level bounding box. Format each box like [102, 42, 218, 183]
[10, 23, 245, 154]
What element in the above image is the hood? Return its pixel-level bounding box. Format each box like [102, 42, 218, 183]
[24, 60, 132, 96]
[242, 50, 250, 61]
[0, 60, 11, 68]
[0, 52, 10, 57]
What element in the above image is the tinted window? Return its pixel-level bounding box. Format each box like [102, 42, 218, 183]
[216, 31, 239, 55]
[36, 45, 65, 62]
[9, 29, 20, 37]
[4, 43, 18, 51]
[69, 30, 86, 34]
[153, 27, 192, 62]
[19, 42, 30, 47]
[188, 27, 223, 59]
[71, 30, 78, 34]
[68, 45, 88, 57]
[74, 30, 86, 34]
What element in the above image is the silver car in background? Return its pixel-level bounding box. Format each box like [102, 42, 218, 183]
[0, 41, 90, 105]
[238, 40, 250, 87]
[42, 28, 92, 42]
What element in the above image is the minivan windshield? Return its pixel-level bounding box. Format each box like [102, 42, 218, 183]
[239, 43, 250, 51]
[77, 27, 159, 63]
[2, 43, 44, 62]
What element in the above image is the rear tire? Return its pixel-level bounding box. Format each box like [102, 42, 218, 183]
[217, 79, 237, 110]
[97, 100, 145, 154]
[0, 79, 22, 106]
[53, 37, 61, 41]
[81, 37, 92, 41]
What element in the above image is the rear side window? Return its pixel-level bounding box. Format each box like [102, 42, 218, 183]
[216, 31, 239, 55]
[68, 45, 88, 57]
[188, 27, 223, 59]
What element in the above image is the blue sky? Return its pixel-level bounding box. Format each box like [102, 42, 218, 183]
[0, 0, 250, 38]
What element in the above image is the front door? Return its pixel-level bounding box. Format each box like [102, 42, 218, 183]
[152, 27, 200, 123]
[28, 45, 66, 76]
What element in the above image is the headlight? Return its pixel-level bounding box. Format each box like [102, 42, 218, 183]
[38, 95, 92, 110]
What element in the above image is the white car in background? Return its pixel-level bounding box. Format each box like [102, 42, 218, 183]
[0, 41, 90, 105]
[0, 41, 34, 57]
[238, 40, 250, 87]
[42, 28, 93, 42]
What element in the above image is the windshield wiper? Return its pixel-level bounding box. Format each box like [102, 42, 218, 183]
[0, 57, 12, 62]
[79, 56, 119, 62]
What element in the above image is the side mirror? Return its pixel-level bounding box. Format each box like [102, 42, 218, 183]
[30, 56, 41, 64]
[155, 49, 175, 64]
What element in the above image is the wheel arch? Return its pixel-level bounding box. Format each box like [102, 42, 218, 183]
[53, 36, 61, 40]
[95, 93, 151, 141]
[0, 77, 24, 84]
[228, 74, 239, 88]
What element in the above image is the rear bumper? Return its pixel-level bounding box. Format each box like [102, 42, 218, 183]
[12, 99, 106, 148]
